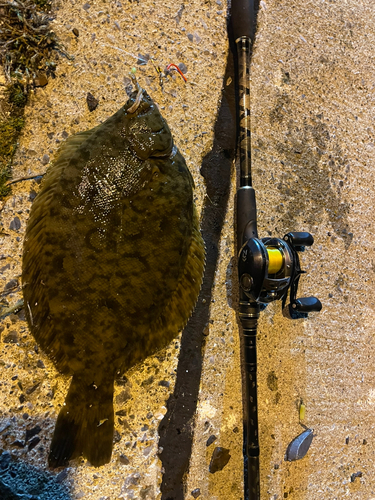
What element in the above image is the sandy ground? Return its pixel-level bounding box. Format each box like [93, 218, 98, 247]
[1, 0, 375, 499]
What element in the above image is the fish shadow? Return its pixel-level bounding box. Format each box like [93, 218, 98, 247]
[158, 40, 237, 500]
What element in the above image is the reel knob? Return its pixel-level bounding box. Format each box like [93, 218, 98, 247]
[291, 296, 322, 313]
[284, 232, 314, 247]
[288, 296, 322, 319]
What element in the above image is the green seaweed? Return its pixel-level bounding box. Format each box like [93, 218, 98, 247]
[0, 166, 12, 198]
[0, 111, 25, 197]
[8, 81, 27, 107]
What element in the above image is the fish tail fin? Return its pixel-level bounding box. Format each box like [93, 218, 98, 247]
[49, 374, 114, 468]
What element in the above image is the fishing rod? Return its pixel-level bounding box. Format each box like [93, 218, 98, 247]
[230, 1, 322, 498]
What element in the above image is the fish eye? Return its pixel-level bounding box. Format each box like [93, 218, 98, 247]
[152, 166, 160, 178]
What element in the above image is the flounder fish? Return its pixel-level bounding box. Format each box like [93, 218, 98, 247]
[22, 85, 205, 467]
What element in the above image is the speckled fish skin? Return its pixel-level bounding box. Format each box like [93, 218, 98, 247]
[22, 90, 205, 468]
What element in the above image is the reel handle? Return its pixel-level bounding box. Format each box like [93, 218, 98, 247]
[284, 232, 314, 247]
[291, 296, 322, 313]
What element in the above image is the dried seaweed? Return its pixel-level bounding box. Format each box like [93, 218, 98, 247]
[0, 0, 65, 84]
[0, 0, 68, 199]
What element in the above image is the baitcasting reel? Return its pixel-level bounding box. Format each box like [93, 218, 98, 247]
[238, 231, 322, 318]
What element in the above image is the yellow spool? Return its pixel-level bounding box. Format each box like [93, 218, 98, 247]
[267, 248, 283, 274]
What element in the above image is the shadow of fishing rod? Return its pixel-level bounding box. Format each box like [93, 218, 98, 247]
[158, 38, 237, 500]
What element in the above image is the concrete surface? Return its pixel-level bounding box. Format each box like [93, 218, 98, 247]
[1, 0, 375, 499]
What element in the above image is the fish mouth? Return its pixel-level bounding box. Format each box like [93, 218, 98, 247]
[126, 90, 153, 117]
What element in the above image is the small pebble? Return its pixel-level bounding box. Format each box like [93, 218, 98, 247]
[4, 279, 18, 291]
[141, 375, 154, 387]
[26, 425, 42, 442]
[191, 488, 201, 498]
[26, 383, 40, 395]
[41, 154, 50, 165]
[9, 217, 21, 231]
[3, 331, 19, 343]
[119, 454, 130, 465]
[12, 440, 25, 448]
[206, 435, 217, 447]
[113, 430, 121, 443]
[56, 468, 70, 483]
[27, 435, 41, 451]
[178, 62, 188, 74]
[209, 447, 231, 473]
[17, 309, 26, 321]
[72, 28, 79, 37]
[29, 189, 37, 201]
[34, 74, 48, 87]
[36, 359, 45, 369]
[350, 471, 363, 482]
[143, 445, 153, 457]
[115, 389, 131, 404]
[87, 92, 99, 112]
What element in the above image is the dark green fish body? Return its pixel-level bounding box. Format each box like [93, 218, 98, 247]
[22, 90, 205, 467]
